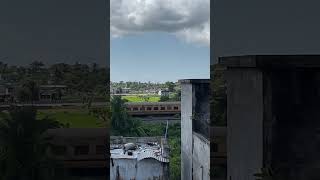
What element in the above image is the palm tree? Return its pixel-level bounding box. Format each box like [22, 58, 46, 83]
[110, 96, 129, 134]
[17, 80, 40, 103]
[126, 118, 146, 136]
[0, 106, 62, 180]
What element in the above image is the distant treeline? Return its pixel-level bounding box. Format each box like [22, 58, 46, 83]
[0, 61, 109, 95]
[111, 81, 179, 92]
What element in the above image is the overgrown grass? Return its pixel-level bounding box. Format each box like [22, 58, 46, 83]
[122, 95, 160, 102]
[37, 108, 103, 128]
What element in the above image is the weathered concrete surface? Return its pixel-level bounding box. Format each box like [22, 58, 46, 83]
[265, 69, 320, 180]
[181, 82, 193, 180]
[193, 132, 210, 180]
[225, 68, 264, 180]
[110, 136, 169, 180]
[110, 158, 168, 180]
[180, 79, 210, 180]
[221, 55, 320, 180]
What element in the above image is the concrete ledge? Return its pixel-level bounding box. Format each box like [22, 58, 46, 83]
[179, 79, 210, 84]
[219, 55, 320, 68]
[193, 131, 210, 144]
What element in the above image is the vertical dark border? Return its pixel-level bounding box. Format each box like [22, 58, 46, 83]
[106, 0, 110, 179]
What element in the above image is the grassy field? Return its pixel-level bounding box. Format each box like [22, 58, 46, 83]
[37, 108, 103, 128]
[122, 95, 160, 102]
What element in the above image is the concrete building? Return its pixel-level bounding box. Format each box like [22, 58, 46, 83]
[45, 128, 108, 180]
[39, 85, 67, 102]
[158, 89, 169, 97]
[110, 136, 170, 180]
[180, 79, 210, 180]
[0, 84, 15, 103]
[219, 55, 320, 180]
[210, 127, 227, 180]
[111, 87, 131, 95]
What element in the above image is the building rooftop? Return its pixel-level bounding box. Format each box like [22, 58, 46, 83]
[178, 79, 210, 84]
[110, 136, 169, 163]
[218, 55, 320, 68]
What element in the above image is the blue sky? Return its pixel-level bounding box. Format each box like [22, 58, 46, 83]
[111, 32, 209, 83]
[110, 0, 210, 83]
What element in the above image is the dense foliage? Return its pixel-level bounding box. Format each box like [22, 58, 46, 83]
[111, 81, 180, 93]
[211, 64, 227, 126]
[0, 61, 108, 98]
[0, 106, 63, 180]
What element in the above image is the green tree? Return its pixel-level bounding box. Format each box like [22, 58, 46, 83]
[0, 106, 62, 180]
[17, 80, 40, 103]
[29, 61, 44, 73]
[160, 95, 170, 102]
[111, 96, 130, 135]
[165, 81, 175, 92]
[172, 89, 181, 101]
[110, 96, 147, 136]
[126, 118, 147, 136]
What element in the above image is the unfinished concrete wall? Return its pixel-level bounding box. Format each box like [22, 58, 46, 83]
[181, 81, 193, 180]
[180, 79, 210, 180]
[221, 55, 320, 180]
[193, 132, 210, 180]
[110, 159, 136, 179]
[136, 159, 168, 180]
[110, 159, 168, 180]
[193, 81, 210, 137]
[265, 70, 320, 180]
[226, 68, 264, 180]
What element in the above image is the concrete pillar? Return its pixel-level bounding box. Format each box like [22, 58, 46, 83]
[225, 68, 264, 180]
[180, 79, 210, 180]
[220, 55, 320, 180]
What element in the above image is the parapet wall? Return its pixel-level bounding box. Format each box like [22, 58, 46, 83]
[110, 136, 162, 144]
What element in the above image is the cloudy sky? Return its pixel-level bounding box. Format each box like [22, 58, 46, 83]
[110, 0, 210, 82]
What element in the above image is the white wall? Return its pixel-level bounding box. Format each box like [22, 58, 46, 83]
[181, 82, 194, 180]
[110, 158, 167, 180]
[193, 133, 210, 180]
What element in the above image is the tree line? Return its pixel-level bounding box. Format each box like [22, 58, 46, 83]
[111, 81, 179, 92]
[0, 61, 109, 103]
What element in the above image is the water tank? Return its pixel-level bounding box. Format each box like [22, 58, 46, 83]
[123, 143, 136, 151]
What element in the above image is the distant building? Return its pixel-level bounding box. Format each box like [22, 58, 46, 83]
[122, 87, 131, 94]
[180, 79, 210, 180]
[39, 85, 67, 102]
[0, 84, 15, 103]
[158, 89, 169, 96]
[146, 89, 158, 94]
[110, 136, 170, 180]
[111, 87, 131, 94]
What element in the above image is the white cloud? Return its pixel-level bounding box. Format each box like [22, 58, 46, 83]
[111, 0, 210, 46]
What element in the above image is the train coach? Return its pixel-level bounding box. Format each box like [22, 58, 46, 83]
[124, 101, 180, 116]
